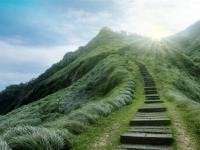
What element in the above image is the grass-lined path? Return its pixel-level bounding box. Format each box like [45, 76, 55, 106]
[120, 63, 174, 150]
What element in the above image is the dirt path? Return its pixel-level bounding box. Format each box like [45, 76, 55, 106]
[166, 101, 196, 150]
[90, 123, 122, 150]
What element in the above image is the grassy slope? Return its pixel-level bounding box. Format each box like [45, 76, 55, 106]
[0, 27, 136, 115]
[139, 43, 200, 149]
[0, 29, 139, 149]
[72, 63, 144, 150]
[165, 95, 198, 150]
[0, 23, 200, 149]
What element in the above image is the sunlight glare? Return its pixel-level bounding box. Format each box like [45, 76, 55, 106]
[148, 26, 169, 41]
[150, 31, 163, 41]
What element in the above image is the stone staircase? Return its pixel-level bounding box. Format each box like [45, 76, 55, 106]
[120, 64, 174, 150]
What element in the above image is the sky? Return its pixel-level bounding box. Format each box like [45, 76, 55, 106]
[0, 0, 200, 91]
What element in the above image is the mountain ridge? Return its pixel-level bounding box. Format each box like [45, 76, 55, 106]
[0, 21, 200, 150]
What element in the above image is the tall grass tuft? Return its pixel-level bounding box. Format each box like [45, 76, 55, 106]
[0, 137, 10, 150]
[3, 126, 71, 150]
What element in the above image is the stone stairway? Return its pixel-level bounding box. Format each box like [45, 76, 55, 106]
[120, 64, 174, 150]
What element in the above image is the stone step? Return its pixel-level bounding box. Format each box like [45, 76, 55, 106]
[144, 81, 155, 83]
[140, 72, 150, 75]
[146, 95, 160, 99]
[141, 74, 151, 76]
[140, 72, 149, 73]
[145, 91, 157, 94]
[144, 78, 153, 81]
[137, 112, 166, 116]
[144, 87, 157, 90]
[120, 133, 173, 145]
[138, 104, 166, 112]
[134, 116, 168, 120]
[146, 94, 159, 96]
[130, 118, 171, 126]
[145, 90, 157, 94]
[144, 81, 154, 83]
[145, 100, 163, 103]
[143, 103, 164, 107]
[145, 83, 156, 85]
[136, 116, 167, 120]
[128, 127, 170, 134]
[136, 113, 166, 116]
[140, 104, 165, 107]
[146, 96, 160, 100]
[142, 75, 152, 78]
[144, 78, 154, 81]
[140, 71, 150, 74]
[145, 94, 159, 97]
[143, 78, 153, 80]
[145, 86, 157, 89]
[145, 84, 156, 87]
[135, 112, 167, 117]
[143, 76, 153, 78]
[121, 144, 173, 150]
[145, 88, 157, 91]
[132, 126, 170, 130]
[136, 117, 167, 119]
[138, 107, 166, 112]
[136, 115, 167, 118]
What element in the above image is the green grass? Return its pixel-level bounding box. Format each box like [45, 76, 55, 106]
[164, 90, 200, 150]
[0, 137, 10, 150]
[2, 126, 72, 150]
[0, 31, 138, 149]
[0, 26, 200, 149]
[71, 70, 144, 150]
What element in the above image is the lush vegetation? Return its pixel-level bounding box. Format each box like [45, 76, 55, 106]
[0, 22, 200, 149]
[0, 28, 139, 149]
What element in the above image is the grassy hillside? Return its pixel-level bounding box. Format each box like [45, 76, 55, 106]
[0, 22, 200, 149]
[0, 27, 138, 115]
[0, 28, 139, 149]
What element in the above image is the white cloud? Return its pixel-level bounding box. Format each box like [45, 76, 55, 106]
[50, 0, 200, 38]
[65, 9, 112, 24]
[0, 40, 84, 66]
[111, 0, 200, 36]
[0, 39, 87, 90]
[0, 72, 38, 85]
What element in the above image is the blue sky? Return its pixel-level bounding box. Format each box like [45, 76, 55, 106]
[0, 0, 200, 91]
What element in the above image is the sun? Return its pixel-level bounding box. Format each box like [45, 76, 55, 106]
[150, 31, 163, 41]
[147, 26, 169, 41]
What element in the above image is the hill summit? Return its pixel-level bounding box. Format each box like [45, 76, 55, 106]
[0, 22, 200, 149]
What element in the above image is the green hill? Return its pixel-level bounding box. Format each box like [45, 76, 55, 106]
[0, 23, 200, 150]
